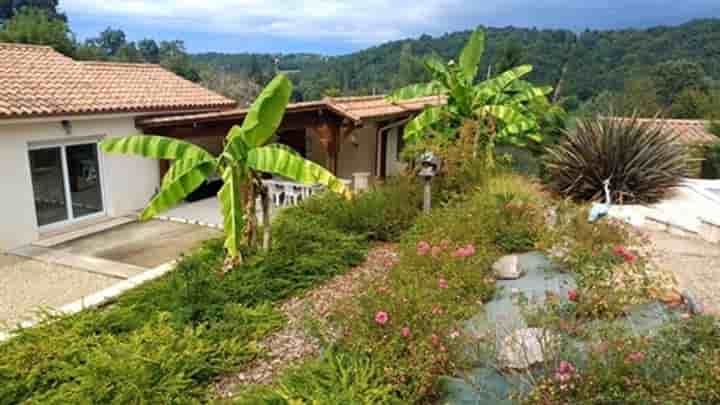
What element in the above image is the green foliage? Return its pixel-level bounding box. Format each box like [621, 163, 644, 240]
[526, 316, 720, 404]
[284, 178, 422, 242]
[326, 174, 548, 402]
[101, 75, 348, 258]
[389, 29, 555, 152]
[236, 349, 400, 404]
[545, 115, 688, 204]
[0, 185, 373, 403]
[653, 59, 709, 105]
[700, 142, 720, 179]
[0, 7, 74, 54]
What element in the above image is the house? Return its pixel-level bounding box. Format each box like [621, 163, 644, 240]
[137, 95, 444, 181]
[609, 118, 717, 144]
[0, 43, 236, 251]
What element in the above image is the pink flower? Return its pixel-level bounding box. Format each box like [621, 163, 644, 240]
[431, 246, 442, 258]
[401, 327, 411, 337]
[417, 241, 431, 256]
[613, 246, 637, 264]
[431, 305, 442, 315]
[377, 286, 388, 294]
[449, 330, 460, 339]
[417, 241, 431, 254]
[375, 311, 389, 325]
[452, 244, 476, 258]
[431, 334, 440, 346]
[627, 351, 645, 363]
[438, 277, 449, 289]
[568, 289, 578, 302]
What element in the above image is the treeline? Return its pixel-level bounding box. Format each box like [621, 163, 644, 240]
[0, 3, 199, 81]
[197, 19, 720, 119]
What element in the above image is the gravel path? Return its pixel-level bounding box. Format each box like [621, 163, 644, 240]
[646, 230, 720, 315]
[215, 244, 400, 398]
[0, 254, 119, 329]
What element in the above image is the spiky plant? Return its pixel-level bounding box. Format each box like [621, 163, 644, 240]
[545, 115, 688, 204]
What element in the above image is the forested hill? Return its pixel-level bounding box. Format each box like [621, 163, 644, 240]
[194, 19, 720, 107]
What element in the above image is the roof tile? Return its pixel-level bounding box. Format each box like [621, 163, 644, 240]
[0, 43, 235, 119]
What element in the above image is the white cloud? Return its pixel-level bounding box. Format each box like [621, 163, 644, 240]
[62, 0, 465, 44]
[61, 0, 720, 49]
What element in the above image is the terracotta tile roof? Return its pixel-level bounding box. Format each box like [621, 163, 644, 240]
[609, 117, 718, 144]
[0, 43, 235, 120]
[325, 95, 446, 122]
[138, 94, 446, 128]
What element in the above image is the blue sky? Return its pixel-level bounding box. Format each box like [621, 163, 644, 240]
[62, 1, 720, 55]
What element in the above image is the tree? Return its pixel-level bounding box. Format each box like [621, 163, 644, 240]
[159, 40, 200, 82]
[653, 59, 709, 105]
[0, 7, 73, 55]
[494, 38, 525, 75]
[1, 0, 65, 22]
[100, 75, 349, 262]
[137, 38, 160, 63]
[388, 28, 558, 164]
[91, 27, 127, 57]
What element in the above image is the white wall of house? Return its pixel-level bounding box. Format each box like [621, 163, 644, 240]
[0, 116, 159, 251]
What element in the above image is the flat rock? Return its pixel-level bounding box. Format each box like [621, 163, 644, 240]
[497, 327, 554, 369]
[493, 255, 524, 280]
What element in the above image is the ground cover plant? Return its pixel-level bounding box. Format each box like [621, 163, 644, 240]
[0, 180, 426, 403]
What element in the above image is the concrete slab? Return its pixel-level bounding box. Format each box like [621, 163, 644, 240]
[9, 245, 144, 279]
[34, 216, 136, 248]
[53, 220, 221, 268]
[0, 254, 120, 328]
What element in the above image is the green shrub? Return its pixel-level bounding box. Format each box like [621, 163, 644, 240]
[701, 142, 720, 179]
[235, 349, 400, 404]
[525, 316, 720, 404]
[0, 308, 282, 404]
[288, 177, 422, 242]
[545, 116, 688, 204]
[328, 174, 549, 402]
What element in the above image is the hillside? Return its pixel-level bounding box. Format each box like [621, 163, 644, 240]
[194, 19, 720, 107]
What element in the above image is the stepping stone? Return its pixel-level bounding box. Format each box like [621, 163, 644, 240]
[493, 254, 523, 280]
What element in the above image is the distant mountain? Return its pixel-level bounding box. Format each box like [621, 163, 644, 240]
[193, 19, 720, 105]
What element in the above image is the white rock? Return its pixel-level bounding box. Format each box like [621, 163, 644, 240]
[497, 328, 554, 369]
[492, 255, 523, 280]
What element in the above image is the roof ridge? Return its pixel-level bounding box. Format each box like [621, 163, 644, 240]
[609, 116, 711, 124]
[326, 95, 386, 102]
[0, 42, 54, 50]
[80, 61, 162, 68]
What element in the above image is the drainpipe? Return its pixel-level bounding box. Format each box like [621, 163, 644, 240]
[376, 117, 412, 177]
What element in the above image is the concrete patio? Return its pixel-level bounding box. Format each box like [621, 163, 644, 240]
[1, 219, 221, 330]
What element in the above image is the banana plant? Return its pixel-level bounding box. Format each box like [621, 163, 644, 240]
[388, 28, 558, 162]
[101, 75, 349, 262]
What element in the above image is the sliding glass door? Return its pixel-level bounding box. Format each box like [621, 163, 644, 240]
[28, 142, 104, 228]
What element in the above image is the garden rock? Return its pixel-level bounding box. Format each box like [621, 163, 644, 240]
[493, 255, 524, 280]
[497, 327, 554, 369]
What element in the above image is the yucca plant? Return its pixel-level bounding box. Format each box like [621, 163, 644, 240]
[545, 115, 688, 204]
[100, 75, 349, 262]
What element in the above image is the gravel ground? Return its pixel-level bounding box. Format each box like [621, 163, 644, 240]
[0, 254, 119, 329]
[215, 244, 400, 398]
[646, 230, 720, 315]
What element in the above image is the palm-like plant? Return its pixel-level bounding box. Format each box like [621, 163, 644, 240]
[545, 115, 687, 204]
[388, 29, 555, 163]
[101, 75, 349, 261]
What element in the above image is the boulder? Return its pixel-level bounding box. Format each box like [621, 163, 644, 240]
[493, 255, 524, 280]
[497, 328, 554, 369]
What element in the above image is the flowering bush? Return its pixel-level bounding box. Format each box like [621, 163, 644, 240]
[525, 316, 720, 404]
[329, 174, 551, 401]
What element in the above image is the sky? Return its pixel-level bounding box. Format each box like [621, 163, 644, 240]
[62, 0, 720, 55]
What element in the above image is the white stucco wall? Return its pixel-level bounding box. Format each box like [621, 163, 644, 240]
[0, 116, 159, 250]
